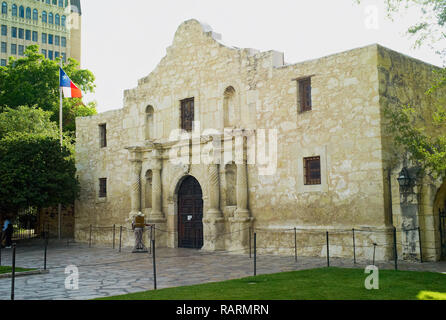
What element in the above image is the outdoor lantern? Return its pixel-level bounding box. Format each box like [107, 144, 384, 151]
[397, 167, 412, 189]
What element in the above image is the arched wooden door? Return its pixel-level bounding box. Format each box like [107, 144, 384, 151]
[178, 176, 203, 249]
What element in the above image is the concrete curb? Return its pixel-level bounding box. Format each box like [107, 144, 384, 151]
[0, 269, 50, 279]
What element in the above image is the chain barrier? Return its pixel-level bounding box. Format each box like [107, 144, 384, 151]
[69, 222, 432, 271]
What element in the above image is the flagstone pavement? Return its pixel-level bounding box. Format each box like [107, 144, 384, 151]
[0, 240, 445, 300]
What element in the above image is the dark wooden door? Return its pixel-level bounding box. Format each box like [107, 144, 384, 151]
[178, 176, 203, 249]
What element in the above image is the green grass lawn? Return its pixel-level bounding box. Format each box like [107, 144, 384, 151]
[98, 267, 446, 300]
[0, 266, 34, 274]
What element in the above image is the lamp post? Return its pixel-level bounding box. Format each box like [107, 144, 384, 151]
[397, 167, 413, 193]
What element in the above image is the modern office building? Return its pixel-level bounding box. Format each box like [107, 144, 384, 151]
[0, 0, 81, 66]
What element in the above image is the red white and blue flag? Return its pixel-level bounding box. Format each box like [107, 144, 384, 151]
[59, 67, 82, 98]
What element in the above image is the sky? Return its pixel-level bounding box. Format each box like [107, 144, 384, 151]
[80, 0, 445, 113]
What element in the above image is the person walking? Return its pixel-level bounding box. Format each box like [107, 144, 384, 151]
[1, 216, 13, 248]
[0, 217, 5, 248]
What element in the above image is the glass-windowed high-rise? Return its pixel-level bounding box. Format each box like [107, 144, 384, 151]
[0, 0, 82, 65]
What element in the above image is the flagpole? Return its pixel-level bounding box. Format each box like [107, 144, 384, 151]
[58, 59, 63, 241]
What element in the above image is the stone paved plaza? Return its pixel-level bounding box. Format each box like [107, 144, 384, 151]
[0, 240, 445, 300]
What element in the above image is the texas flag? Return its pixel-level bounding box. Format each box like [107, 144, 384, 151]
[59, 67, 82, 98]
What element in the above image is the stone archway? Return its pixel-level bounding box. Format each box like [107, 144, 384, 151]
[434, 181, 446, 259]
[177, 176, 204, 249]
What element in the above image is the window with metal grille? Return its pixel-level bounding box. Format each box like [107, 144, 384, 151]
[99, 124, 107, 148]
[299, 78, 312, 112]
[180, 98, 194, 132]
[99, 178, 107, 198]
[304, 156, 321, 185]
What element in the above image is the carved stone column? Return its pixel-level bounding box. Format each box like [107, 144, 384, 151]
[202, 163, 225, 251]
[229, 132, 253, 253]
[235, 159, 250, 218]
[129, 158, 142, 216]
[147, 148, 167, 247]
[151, 150, 164, 220]
[207, 163, 222, 218]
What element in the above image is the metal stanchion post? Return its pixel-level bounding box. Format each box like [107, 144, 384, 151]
[254, 233, 257, 276]
[44, 235, 48, 270]
[249, 227, 252, 259]
[352, 228, 356, 264]
[152, 239, 157, 290]
[149, 225, 153, 255]
[326, 231, 330, 267]
[113, 224, 116, 249]
[119, 226, 122, 253]
[11, 243, 16, 300]
[373, 243, 377, 266]
[294, 227, 297, 263]
[393, 227, 398, 271]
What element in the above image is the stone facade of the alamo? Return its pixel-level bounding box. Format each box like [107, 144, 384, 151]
[75, 20, 446, 262]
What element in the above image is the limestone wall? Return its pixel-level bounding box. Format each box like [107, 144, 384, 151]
[377, 45, 444, 261]
[74, 20, 412, 260]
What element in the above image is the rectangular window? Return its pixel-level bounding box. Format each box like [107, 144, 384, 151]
[99, 124, 107, 148]
[10, 44, 16, 55]
[48, 50, 53, 60]
[61, 52, 66, 62]
[299, 78, 312, 112]
[25, 30, 31, 41]
[1, 42, 6, 53]
[180, 98, 194, 132]
[48, 34, 53, 45]
[55, 51, 59, 59]
[0, 59, 6, 66]
[304, 156, 321, 185]
[18, 45, 24, 56]
[41, 49, 47, 58]
[18, 28, 24, 39]
[99, 178, 107, 198]
[42, 33, 47, 44]
[32, 31, 38, 42]
[61, 36, 66, 47]
[55, 35, 60, 46]
[1, 25, 6, 36]
[12, 27, 17, 38]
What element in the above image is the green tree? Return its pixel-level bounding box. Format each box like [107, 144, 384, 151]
[383, 0, 446, 50]
[0, 106, 58, 139]
[0, 45, 97, 133]
[0, 105, 74, 153]
[358, 0, 446, 177]
[0, 133, 79, 217]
